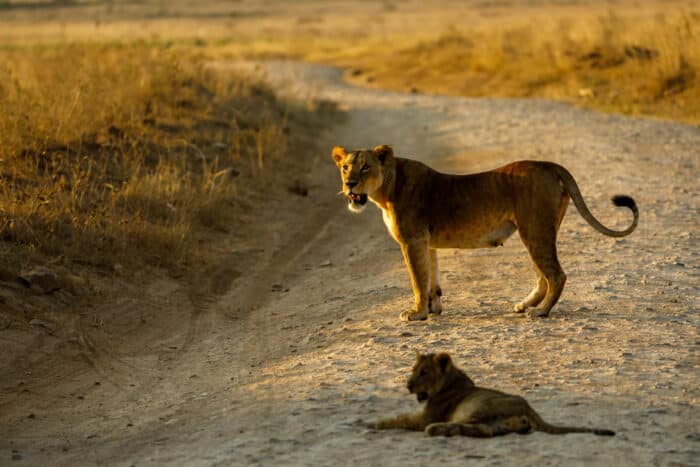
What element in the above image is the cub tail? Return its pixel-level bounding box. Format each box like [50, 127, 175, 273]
[527, 406, 615, 436]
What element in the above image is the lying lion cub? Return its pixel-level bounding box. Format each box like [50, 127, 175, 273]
[374, 353, 615, 437]
[332, 145, 638, 321]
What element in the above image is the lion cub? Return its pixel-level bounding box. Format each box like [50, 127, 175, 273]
[374, 353, 615, 437]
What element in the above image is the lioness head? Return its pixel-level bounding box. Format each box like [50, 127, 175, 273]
[332, 145, 394, 213]
[407, 353, 455, 402]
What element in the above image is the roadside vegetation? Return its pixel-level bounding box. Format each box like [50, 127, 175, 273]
[328, 10, 700, 125]
[0, 44, 331, 279]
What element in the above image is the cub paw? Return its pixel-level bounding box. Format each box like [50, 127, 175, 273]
[425, 423, 460, 437]
[400, 309, 428, 322]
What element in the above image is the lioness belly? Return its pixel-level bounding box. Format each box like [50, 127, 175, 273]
[430, 220, 517, 249]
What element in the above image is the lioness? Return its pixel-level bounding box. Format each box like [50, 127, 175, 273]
[332, 145, 638, 321]
[374, 353, 615, 437]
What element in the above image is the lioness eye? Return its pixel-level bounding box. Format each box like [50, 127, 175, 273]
[342, 165, 348, 171]
[361, 165, 369, 172]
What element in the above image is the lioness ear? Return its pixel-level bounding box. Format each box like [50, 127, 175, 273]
[332, 146, 347, 166]
[434, 353, 452, 373]
[373, 145, 393, 164]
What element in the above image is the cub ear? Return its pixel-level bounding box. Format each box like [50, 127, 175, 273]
[332, 146, 347, 166]
[373, 145, 394, 164]
[434, 353, 452, 373]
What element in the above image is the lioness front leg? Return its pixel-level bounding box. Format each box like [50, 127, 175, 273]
[399, 236, 430, 321]
[375, 413, 427, 431]
[428, 248, 443, 315]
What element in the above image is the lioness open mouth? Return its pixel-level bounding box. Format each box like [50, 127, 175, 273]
[347, 192, 368, 206]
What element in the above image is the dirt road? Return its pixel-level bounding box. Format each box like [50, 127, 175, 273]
[1, 61, 698, 466]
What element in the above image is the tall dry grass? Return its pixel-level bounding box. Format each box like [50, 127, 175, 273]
[336, 10, 700, 124]
[0, 44, 299, 273]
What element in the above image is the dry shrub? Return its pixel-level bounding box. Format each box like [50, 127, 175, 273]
[0, 44, 297, 271]
[344, 10, 700, 123]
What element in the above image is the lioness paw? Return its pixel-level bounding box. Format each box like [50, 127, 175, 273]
[527, 307, 551, 318]
[400, 309, 428, 322]
[428, 295, 443, 315]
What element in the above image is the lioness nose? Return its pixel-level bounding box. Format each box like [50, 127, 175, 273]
[407, 380, 414, 391]
[345, 181, 357, 189]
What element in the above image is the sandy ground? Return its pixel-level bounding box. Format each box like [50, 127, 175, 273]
[1, 60, 699, 466]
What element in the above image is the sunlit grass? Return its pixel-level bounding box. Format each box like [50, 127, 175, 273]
[325, 10, 700, 124]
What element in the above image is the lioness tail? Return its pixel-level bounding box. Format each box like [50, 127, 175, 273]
[552, 164, 638, 237]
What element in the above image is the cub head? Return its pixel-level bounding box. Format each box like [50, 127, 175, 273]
[407, 353, 454, 402]
[331, 145, 394, 213]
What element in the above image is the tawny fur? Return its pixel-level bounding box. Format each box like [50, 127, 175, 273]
[374, 353, 615, 437]
[332, 145, 638, 321]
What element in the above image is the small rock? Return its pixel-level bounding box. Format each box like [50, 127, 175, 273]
[319, 260, 332, 268]
[287, 180, 309, 197]
[0, 267, 16, 282]
[19, 266, 62, 293]
[578, 87, 594, 98]
[29, 318, 56, 334]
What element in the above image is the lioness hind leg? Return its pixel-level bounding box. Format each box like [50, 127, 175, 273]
[521, 238, 566, 318]
[428, 249, 443, 315]
[518, 225, 567, 318]
[528, 196, 569, 317]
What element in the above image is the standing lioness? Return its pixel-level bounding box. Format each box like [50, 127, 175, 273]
[332, 145, 638, 321]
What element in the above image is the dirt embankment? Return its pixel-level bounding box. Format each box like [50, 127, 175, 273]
[1, 61, 698, 466]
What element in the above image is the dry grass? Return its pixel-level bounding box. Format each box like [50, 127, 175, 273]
[329, 9, 700, 124]
[1, 2, 698, 124]
[0, 44, 320, 274]
[0, 1, 697, 284]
